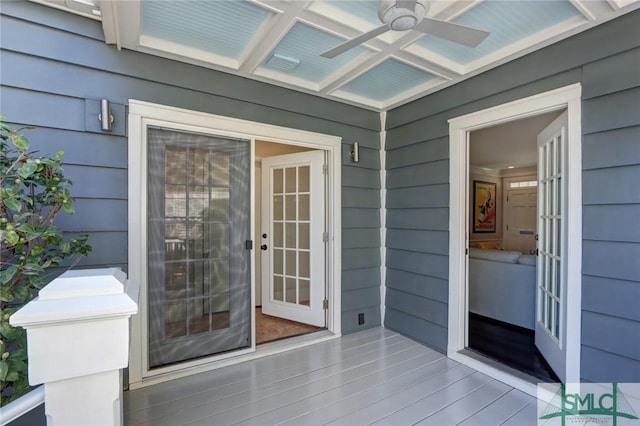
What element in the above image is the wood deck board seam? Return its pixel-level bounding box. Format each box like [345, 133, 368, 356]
[233, 351, 449, 425]
[147, 341, 430, 425]
[122, 329, 539, 426]
[124, 329, 399, 415]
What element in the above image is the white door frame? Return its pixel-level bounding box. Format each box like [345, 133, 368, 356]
[447, 84, 582, 396]
[127, 100, 342, 389]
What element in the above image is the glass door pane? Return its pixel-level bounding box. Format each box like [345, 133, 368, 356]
[271, 165, 311, 307]
[537, 134, 562, 341]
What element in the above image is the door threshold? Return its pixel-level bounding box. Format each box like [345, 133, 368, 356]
[256, 330, 336, 357]
[451, 349, 543, 397]
[130, 330, 337, 390]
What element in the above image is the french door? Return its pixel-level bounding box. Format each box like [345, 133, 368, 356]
[261, 151, 326, 327]
[535, 111, 568, 382]
[147, 126, 251, 368]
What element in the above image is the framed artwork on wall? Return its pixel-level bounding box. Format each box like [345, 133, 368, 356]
[473, 180, 496, 233]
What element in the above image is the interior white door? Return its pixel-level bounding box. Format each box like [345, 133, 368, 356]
[261, 151, 326, 327]
[535, 111, 568, 382]
[503, 185, 537, 253]
[255, 163, 262, 307]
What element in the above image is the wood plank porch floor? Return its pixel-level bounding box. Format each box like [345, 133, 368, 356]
[123, 327, 538, 426]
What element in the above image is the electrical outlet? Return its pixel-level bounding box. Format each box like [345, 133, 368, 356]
[358, 313, 365, 325]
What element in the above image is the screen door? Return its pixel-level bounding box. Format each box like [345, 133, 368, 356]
[147, 126, 251, 368]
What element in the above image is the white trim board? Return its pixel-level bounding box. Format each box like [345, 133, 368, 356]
[447, 83, 582, 395]
[127, 100, 342, 388]
[379, 111, 388, 326]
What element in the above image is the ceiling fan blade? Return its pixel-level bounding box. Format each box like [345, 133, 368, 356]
[415, 18, 490, 47]
[396, 0, 417, 11]
[321, 25, 390, 59]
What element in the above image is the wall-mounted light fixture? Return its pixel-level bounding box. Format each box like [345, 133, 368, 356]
[350, 142, 360, 163]
[99, 99, 114, 131]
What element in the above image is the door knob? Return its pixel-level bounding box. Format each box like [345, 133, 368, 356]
[260, 244, 268, 250]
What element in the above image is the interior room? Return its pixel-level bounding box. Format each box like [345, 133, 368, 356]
[467, 110, 564, 382]
[254, 141, 325, 344]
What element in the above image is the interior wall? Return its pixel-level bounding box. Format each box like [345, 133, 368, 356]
[467, 111, 561, 250]
[468, 171, 503, 246]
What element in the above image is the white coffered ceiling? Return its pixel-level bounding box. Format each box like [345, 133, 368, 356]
[34, 0, 640, 111]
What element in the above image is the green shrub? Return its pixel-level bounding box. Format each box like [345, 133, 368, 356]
[0, 117, 92, 406]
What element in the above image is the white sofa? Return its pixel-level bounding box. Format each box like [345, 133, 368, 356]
[468, 248, 537, 330]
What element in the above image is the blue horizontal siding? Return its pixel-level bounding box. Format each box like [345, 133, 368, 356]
[386, 185, 449, 209]
[386, 160, 448, 188]
[583, 205, 640, 243]
[581, 346, 640, 383]
[583, 126, 640, 170]
[386, 249, 448, 280]
[384, 308, 447, 353]
[582, 276, 640, 322]
[386, 229, 448, 255]
[386, 208, 449, 231]
[386, 268, 448, 303]
[384, 10, 640, 374]
[0, 0, 382, 336]
[386, 137, 448, 169]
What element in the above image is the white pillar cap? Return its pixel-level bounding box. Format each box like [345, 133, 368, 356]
[10, 268, 137, 328]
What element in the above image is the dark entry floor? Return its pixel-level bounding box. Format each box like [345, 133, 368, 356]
[468, 313, 560, 383]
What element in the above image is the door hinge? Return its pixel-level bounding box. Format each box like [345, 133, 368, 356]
[323, 299, 329, 310]
[245, 240, 253, 250]
[322, 232, 329, 242]
[322, 164, 328, 175]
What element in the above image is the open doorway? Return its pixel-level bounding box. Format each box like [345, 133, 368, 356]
[447, 84, 583, 395]
[255, 141, 326, 344]
[466, 111, 563, 382]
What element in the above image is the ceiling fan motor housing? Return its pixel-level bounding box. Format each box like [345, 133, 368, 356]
[378, 0, 430, 31]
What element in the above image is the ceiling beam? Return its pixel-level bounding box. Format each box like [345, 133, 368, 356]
[319, 51, 385, 95]
[100, 0, 141, 51]
[99, 0, 120, 49]
[570, 0, 615, 20]
[430, 0, 486, 21]
[93, 0, 640, 113]
[299, 7, 392, 54]
[239, 1, 312, 74]
[394, 49, 460, 79]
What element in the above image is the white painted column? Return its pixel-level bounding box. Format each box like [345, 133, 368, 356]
[10, 268, 138, 426]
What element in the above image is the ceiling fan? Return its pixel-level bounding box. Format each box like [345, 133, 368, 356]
[321, 0, 490, 59]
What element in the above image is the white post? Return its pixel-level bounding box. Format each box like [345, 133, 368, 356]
[10, 268, 138, 426]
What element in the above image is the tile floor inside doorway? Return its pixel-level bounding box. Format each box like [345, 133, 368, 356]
[255, 307, 323, 345]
